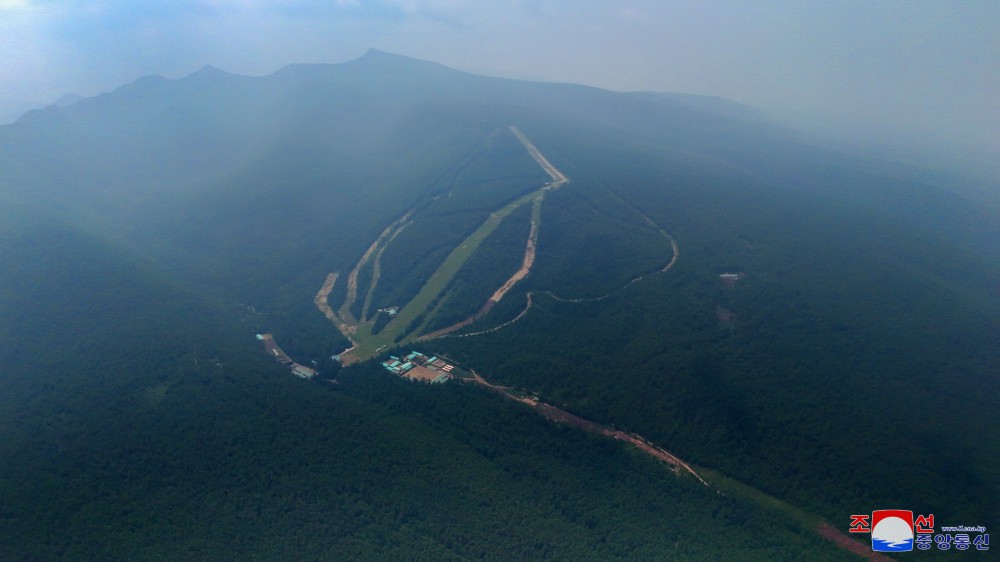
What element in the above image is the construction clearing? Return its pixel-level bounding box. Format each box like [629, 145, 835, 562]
[257, 333, 318, 379]
[318, 125, 570, 364]
[381, 350, 455, 384]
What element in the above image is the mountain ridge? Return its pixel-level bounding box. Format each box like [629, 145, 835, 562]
[0, 49, 997, 559]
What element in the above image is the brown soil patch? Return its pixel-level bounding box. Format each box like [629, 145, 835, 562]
[418, 300, 496, 340]
[817, 523, 895, 561]
[314, 272, 339, 321]
[490, 205, 539, 303]
[339, 209, 415, 324]
[404, 365, 447, 383]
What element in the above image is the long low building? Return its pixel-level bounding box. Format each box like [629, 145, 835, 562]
[258, 333, 318, 379]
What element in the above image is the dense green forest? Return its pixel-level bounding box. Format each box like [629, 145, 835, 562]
[528, 181, 675, 298]
[0, 218, 853, 560]
[430, 117, 1000, 530]
[1, 50, 997, 559]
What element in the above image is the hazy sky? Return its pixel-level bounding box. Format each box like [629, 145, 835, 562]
[2, 0, 998, 159]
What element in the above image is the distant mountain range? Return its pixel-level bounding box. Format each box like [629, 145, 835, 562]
[1, 49, 997, 560]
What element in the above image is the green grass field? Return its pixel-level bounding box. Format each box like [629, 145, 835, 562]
[340, 187, 546, 362]
[382, 188, 544, 341]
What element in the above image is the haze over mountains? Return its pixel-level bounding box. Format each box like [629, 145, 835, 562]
[0, 50, 997, 560]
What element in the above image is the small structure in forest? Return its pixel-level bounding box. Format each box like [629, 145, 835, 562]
[719, 272, 744, 287]
[257, 333, 318, 379]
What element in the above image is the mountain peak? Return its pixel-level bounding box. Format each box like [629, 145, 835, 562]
[347, 48, 455, 73]
[352, 48, 419, 65]
[193, 64, 229, 77]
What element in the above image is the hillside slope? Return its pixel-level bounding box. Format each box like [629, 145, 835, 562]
[1, 50, 997, 558]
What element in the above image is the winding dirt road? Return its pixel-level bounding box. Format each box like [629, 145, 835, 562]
[442, 227, 678, 339]
[462, 366, 709, 484]
[542, 236, 679, 304]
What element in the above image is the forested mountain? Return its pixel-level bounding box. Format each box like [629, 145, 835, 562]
[1, 49, 996, 560]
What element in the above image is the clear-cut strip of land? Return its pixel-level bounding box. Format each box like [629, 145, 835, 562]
[332, 126, 567, 362]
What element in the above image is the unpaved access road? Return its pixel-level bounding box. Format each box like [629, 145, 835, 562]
[510, 126, 568, 187]
[463, 367, 709, 484]
[489, 200, 540, 303]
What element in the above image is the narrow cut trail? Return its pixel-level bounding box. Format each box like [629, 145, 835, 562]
[489, 197, 540, 304]
[462, 366, 710, 485]
[325, 126, 564, 362]
[449, 352, 884, 561]
[541, 196, 680, 304]
[539, 236, 679, 304]
[443, 212, 679, 339]
[339, 208, 415, 326]
[361, 220, 410, 322]
[509, 125, 569, 186]
[443, 292, 535, 339]
[314, 272, 340, 323]
[418, 127, 568, 341]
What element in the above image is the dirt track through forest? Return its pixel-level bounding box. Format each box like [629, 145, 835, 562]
[428, 139, 680, 339]
[490, 199, 540, 303]
[463, 367, 709, 484]
[339, 209, 415, 326]
[457, 352, 881, 561]
[541, 236, 679, 304]
[314, 272, 340, 322]
[418, 127, 567, 340]
[446, 292, 535, 338]
[361, 221, 410, 322]
[443, 225, 678, 339]
[509, 126, 569, 186]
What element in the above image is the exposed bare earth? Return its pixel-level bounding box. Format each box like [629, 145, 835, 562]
[314, 272, 340, 322]
[361, 221, 410, 322]
[447, 292, 535, 338]
[509, 125, 569, 187]
[339, 209, 415, 325]
[418, 128, 566, 340]
[417, 300, 495, 341]
[490, 201, 539, 303]
[461, 365, 883, 560]
[446, 231, 679, 339]
[461, 367, 709, 484]
[817, 523, 895, 561]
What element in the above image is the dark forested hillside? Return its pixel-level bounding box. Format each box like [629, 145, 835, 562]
[1, 50, 996, 560]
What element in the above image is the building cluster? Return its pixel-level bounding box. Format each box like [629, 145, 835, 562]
[257, 333, 318, 379]
[382, 351, 452, 384]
